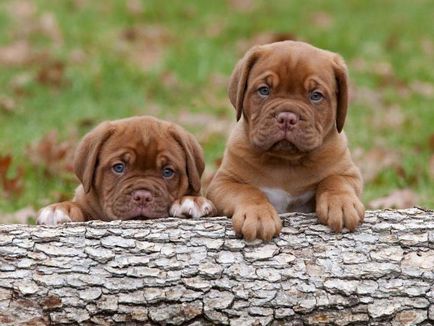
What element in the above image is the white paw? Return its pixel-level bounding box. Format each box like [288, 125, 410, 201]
[169, 196, 216, 218]
[37, 206, 72, 225]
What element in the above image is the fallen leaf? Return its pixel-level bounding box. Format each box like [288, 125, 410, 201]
[0, 155, 25, 198]
[36, 61, 67, 88]
[409, 80, 434, 98]
[310, 11, 334, 29]
[68, 48, 87, 64]
[373, 104, 406, 130]
[428, 134, 434, 152]
[349, 85, 383, 108]
[353, 147, 402, 183]
[6, 0, 36, 20]
[0, 41, 33, 66]
[39, 12, 63, 45]
[26, 130, 77, 177]
[227, 0, 256, 12]
[118, 25, 171, 71]
[429, 155, 434, 180]
[236, 32, 298, 53]
[368, 189, 418, 209]
[0, 96, 16, 114]
[0, 206, 36, 224]
[126, 0, 144, 16]
[9, 72, 32, 97]
[421, 38, 434, 56]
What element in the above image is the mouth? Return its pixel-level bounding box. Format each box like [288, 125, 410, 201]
[271, 139, 297, 151]
[118, 206, 169, 220]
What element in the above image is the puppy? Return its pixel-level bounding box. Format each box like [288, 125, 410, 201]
[207, 41, 365, 241]
[37, 116, 216, 224]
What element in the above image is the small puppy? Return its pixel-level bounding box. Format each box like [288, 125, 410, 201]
[207, 41, 365, 241]
[37, 116, 216, 224]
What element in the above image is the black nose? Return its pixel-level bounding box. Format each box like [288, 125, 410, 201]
[132, 190, 153, 205]
[277, 111, 299, 130]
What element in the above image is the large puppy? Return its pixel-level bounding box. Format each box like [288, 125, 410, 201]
[207, 41, 364, 241]
[38, 116, 216, 224]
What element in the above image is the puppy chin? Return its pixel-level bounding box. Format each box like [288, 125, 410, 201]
[106, 206, 170, 221]
[252, 133, 321, 157]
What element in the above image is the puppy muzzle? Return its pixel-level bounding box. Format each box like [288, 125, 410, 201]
[110, 181, 172, 220]
[250, 101, 321, 153]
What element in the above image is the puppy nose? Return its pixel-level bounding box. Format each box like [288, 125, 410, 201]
[277, 112, 299, 129]
[132, 190, 153, 205]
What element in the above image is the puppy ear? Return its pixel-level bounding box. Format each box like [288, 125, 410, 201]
[228, 46, 262, 121]
[332, 54, 349, 133]
[170, 125, 205, 195]
[74, 122, 114, 193]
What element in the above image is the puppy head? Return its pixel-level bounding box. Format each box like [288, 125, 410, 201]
[74, 116, 204, 220]
[228, 41, 348, 156]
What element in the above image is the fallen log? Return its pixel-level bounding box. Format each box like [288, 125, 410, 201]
[0, 208, 433, 325]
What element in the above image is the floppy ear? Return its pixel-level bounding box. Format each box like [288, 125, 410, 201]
[170, 125, 205, 195]
[73, 121, 114, 193]
[332, 54, 349, 133]
[228, 46, 262, 121]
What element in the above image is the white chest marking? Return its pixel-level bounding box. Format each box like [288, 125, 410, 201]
[260, 187, 314, 214]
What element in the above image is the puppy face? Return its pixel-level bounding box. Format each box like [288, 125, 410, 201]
[229, 41, 348, 157]
[73, 116, 204, 220]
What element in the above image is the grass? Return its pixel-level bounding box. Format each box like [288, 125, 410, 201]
[0, 0, 433, 218]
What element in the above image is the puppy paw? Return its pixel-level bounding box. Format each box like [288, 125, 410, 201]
[232, 203, 282, 241]
[169, 196, 217, 218]
[316, 192, 365, 232]
[37, 202, 84, 225]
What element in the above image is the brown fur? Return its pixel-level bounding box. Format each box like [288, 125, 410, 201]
[207, 41, 365, 241]
[38, 116, 214, 223]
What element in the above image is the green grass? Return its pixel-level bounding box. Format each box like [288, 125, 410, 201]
[0, 0, 433, 217]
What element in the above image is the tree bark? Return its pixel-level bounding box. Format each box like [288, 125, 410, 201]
[0, 208, 433, 325]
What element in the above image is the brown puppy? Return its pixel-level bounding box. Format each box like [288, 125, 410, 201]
[207, 41, 364, 241]
[37, 116, 216, 224]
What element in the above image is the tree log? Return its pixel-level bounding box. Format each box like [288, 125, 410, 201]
[0, 208, 433, 325]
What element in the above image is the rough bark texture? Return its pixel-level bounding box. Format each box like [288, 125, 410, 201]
[0, 208, 433, 325]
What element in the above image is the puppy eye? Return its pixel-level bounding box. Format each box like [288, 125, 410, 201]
[112, 163, 125, 174]
[309, 91, 324, 103]
[162, 167, 175, 179]
[258, 86, 270, 97]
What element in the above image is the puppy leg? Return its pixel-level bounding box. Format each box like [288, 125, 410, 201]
[37, 201, 85, 225]
[207, 178, 282, 241]
[316, 175, 365, 232]
[170, 196, 217, 218]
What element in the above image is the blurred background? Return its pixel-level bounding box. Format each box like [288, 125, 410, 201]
[0, 0, 433, 223]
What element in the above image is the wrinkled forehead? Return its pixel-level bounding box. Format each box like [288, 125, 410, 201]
[250, 43, 336, 87]
[99, 120, 183, 167]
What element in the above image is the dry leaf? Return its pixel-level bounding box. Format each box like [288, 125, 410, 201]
[39, 12, 63, 45]
[0, 155, 25, 198]
[0, 206, 36, 224]
[353, 147, 402, 183]
[428, 134, 434, 152]
[421, 38, 434, 56]
[27, 130, 77, 177]
[409, 80, 434, 98]
[36, 61, 67, 88]
[310, 11, 334, 29]
[429, 155, 434, 180]
[118, 25, 171, 71]
[6, 0, 36, 19]
[227, 0, 256, 12]
[236, 32, 298, 53]
[368, 189, 418, 209]
[0, 96, 16, 113]
[126, 0, 144, 15]
[0, 41, 33, 66]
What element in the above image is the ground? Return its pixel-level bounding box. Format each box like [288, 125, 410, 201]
[0, 0, 433, 222]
